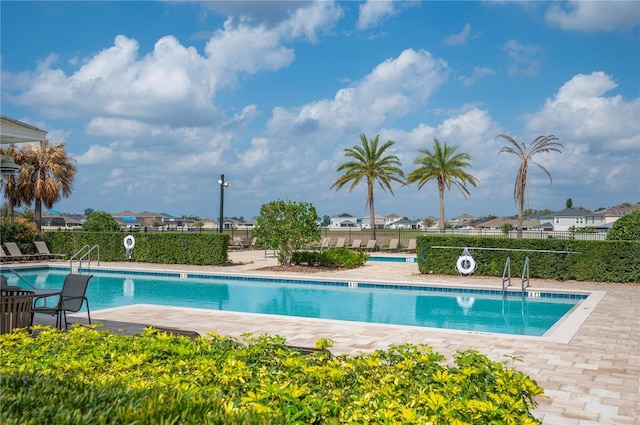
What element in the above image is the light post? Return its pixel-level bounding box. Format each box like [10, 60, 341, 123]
[218, 174, 230, 233]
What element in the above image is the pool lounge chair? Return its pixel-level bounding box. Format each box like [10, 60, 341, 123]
[34, 241, 66, 261]
[32, 273, 93, 330]
[385, 239, 399, 252]
[4, 242, 41, 262]
[0, 246, 14, 263]
[318, 237, 331, 251]
[401, 239, 417, 253]
[349, 239, 362, 250]
[363, 239, 377, 252]
[335, 238, 346, 249]
[229, 236, 244, 250]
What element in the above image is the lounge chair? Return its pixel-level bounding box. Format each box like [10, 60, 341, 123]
[318, 237, 331, 251]
[229, 236, 243, 250]
[0, 246, 14, 263]
[349, 239, 362, 250]
[363, 239, 377, 252]
[32, 273, 93, 330]
[4, 242, 41, 262]
[385, 239, 399, 252]
[1, 289, 35, 334]
[335, 237, 346, 249]
[34, 241, 66, 261]
[401, 239, 417, 253]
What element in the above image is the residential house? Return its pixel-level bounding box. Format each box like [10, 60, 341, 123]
[542, 208, 591, 231]
[384, 214, 402, 227]
[388, 218, 420, 229]
[360, 214, 386, 229]
[585, 204, 640, 229]
[330, 212, 359, 228]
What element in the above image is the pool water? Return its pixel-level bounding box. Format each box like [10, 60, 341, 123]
[5, 269, 585, 337]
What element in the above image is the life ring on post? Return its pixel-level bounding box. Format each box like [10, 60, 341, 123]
[124, 235, 136, 250]
[456, 255, 476, 275]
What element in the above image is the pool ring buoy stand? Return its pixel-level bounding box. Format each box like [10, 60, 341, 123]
[124, 235, 136, 250]
[456, 255, 476, 275]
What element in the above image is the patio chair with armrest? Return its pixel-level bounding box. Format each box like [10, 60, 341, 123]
[1, 275, 22, 292]
[32, 273, 93, 330]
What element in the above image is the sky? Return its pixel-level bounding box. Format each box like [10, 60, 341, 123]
[1, 1, 639, 221]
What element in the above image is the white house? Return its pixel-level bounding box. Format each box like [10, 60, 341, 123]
[585, 204, 639, 228]
[543, 208, 590, 231]
[330, 212, 359, 228]
[360, 214, 386, 229]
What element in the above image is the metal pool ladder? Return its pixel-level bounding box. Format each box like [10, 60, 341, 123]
[70, 244, 100, 271]
[502, 256, 530, 295]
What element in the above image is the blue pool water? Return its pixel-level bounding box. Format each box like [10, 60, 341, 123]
[4, 268, 585, 336]
[368, 256, 417, 263]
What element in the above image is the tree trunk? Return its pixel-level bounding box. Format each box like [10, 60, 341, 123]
[438, 182, 445, 234]
[34, 199, 42, 231]
[368, 181, 376, 239]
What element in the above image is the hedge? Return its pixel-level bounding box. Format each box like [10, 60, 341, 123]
[43, 232, 229, 265]
[0, 326, 544, 424]
[415, 236, 640, 283]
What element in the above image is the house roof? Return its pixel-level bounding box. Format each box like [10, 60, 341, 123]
[543, 207, 591, 218]
[0, 115, 48, 144]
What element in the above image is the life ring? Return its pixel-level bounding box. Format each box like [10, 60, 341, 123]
[456, 255, 476, 275]
[124, 235, 136, 250]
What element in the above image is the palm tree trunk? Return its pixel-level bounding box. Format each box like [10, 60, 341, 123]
[517, 196, 524, 238]
[368, 182, 376, 239]
[438, 182, 445, 234]
[34, 200, 42, 231]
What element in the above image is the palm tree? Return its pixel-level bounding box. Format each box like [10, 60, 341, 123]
[497, 134, 563, 238]
[406, 138, 478, 233]
[331, 134, 404, 239]
[15, 140, 77, 230]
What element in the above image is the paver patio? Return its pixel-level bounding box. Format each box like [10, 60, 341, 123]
[24, 250, 639, 424]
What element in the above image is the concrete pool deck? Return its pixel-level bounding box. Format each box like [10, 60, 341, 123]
[22, 250, 639, 424]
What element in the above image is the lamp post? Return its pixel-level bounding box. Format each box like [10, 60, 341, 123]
[218, 174, 230, 233]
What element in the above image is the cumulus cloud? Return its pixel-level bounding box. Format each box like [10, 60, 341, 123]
[357, 0, 419, 30]
[502, 40, 544, 76]
[237, 137, 270, 169]
[75, 145, 113, 165]
[525, 72, 640, 152]
[545, 1, 640, 32]
[444, 23, 471, 46]
[267, 49, 448, 136]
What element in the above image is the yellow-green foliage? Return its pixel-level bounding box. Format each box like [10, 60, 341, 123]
[1, 326, 543, 424]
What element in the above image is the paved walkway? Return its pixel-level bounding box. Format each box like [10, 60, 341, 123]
[28, 250, 639, 424]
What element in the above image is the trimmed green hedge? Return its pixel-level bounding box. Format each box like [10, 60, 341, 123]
[416, 236, 640, 282]
[290, 248, 369, 268]
[43, 232, 229, 265]
[1, 326, 544, 424]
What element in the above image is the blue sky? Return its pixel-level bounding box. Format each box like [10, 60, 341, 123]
[2, 1, 639, 221]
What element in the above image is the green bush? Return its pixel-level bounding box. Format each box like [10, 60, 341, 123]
[607, 210, 640, 241]
[289, 248, 368, 268]
[82, 211, 120, 232]
[416, 236, 640, 283]
[1, 327, 543, 424]
[44, 231, 229, 265]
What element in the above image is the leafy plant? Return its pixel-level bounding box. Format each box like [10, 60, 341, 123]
[606, 210, 640, 241]
[1, 326, 544, 424]
[82, 210, 121, 232]
[253, 200, 321, 266]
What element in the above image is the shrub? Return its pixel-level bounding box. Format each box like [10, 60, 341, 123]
[607, 210, 640, 241]
[0, 217, 39, 253]
[82, 211, 121, 232]
[1, 327, 544, 424]
[290, 248, 368, 268]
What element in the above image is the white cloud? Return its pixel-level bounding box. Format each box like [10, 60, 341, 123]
[267, 49, 448, 135]
[502, 40, 544, 77]
[525, 72, 640, 152]
[75, 145, 113, 165]
[357, 0, 396, 30]
[444, 23, 471, 46]
[459, 66, 496, 87]
[237, 137, 270, 169]
[545, 1, 640, 32]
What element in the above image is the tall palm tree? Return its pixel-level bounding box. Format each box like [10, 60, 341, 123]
[497, 134, 563, 238]
[15, 140, 77, 230]
[331, 133, 404, 239]
[406, 138, 478, 233]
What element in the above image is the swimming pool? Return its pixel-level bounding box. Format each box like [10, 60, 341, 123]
[4, 268, 586, 337]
